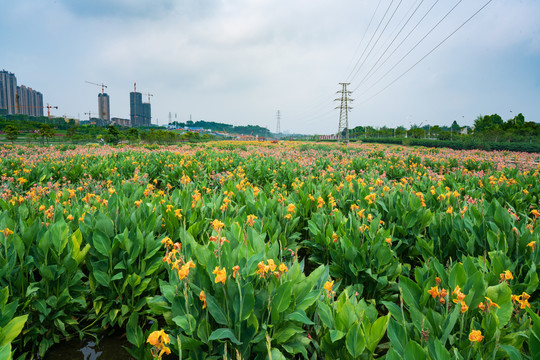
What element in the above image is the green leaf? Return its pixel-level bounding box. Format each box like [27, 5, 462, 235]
[273, 281, 292, 314]
[0, 344, 11, 360]
[399, 276, 422, 310]
[499, 345, 522, 360]
[208, 328, 242, 345]
[205, 292, 228, 326]
[329, 330, 345, 342]
[448, 263, 466, 293]
[486, 282, 513, 328]
[172, 314, 197, 336]
[366, 315, 389, 353]
[440, 304, 460, 345]
[317, 302, 334, 329]
[345, 322, 365, 357]
[403, 340, 427, 360]
[387, 319, 407, 355]
[126, 313, 143, 348]
[0, 315, 28, 346]
[93, 270, 110, 287]
[92, 230, 111, 258]
[285, 310, 314, 325]
[431, 339, 451, 360]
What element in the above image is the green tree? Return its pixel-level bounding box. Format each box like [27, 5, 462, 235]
[3, 125, 19, 144]
[106, 125, 120, 145]
[128, 128, 139, 144]
[39, 124, 54, 144]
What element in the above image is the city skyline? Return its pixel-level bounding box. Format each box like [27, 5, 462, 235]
[1, 1, 539, 134]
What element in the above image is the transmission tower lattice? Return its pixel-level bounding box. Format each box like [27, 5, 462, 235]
[276, 110, 281, 136]
[335, 83, 353, 143]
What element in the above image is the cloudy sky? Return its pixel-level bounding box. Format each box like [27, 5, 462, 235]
[1, 0, 539, 134]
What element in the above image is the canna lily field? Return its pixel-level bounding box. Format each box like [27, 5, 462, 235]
[0, 141, 539, 359]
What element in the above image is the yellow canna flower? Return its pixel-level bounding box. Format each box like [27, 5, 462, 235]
[279, 263, 288, 273]
[211, 219, 225, 231]
[324, 280, 334, 293]
[213, 266, 227, 284]
[527, 241, 536, 252]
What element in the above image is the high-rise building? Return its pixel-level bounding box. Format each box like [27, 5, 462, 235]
[1, 70, 44, 117]
[0, 70, 17, 115]
[98, 93, 110, 122]
[16, 85, 44, 117]
[130, 91, 151, 127]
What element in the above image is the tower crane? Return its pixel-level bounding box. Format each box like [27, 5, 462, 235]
[85, 81, 108, 120]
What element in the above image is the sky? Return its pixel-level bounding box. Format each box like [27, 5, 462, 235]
[1, 0, 539, 135]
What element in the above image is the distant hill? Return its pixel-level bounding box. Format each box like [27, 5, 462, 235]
[170, 120, 272, 138]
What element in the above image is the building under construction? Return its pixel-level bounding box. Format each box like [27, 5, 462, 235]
[130, 88, 151, 127]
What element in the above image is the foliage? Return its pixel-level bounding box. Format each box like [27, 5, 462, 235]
[0, 141, 537, 358]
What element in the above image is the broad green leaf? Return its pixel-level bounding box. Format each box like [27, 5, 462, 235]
[126, 313, 143, 348]
[0, 315, 28, 347]
[205, 292, 228, 326]
[329, 330, 345, 342]
[399, 276, 422, 310]
[273, 281, 292, 314]
[92, 230, 111, 258]
[403, 340, 427, 360]
[366, 314, 389, 353]
[387, 319, 407, 355]
[285, 310, 314, 325]
[345, 322, 365, 357]
[317, 302, 334, 329]
[208, 328, 242, 345]
[499, 345, 522, 360]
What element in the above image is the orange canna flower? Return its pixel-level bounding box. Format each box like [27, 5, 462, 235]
[439, 288, 448, 298]
[385, 237, 392, 245]
[527, 241, 536, 252]
[484, 296, 500, 310]
[232, 265, 240, 278]
[246, 214, 257, 227]
[460, 301, 469, 313]
[332, 232, 338, 243]
[469, 330, 483, 342]
[478, 302, 485, 311]
[427, 286, 439, 299]
[199, 291, 207, 309]
[287, 203, 296, 213]
[2, 228, 14, 237]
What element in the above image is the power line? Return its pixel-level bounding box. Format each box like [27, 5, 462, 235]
[348, 0, 405, 84]
[342, 0, 383, 81]
[354, 0, 427, 89]
[357, 0, 494, 105]
[345, 0, 397, 83]
[353, 0, 464, 94]
[355, 0, 441, 91]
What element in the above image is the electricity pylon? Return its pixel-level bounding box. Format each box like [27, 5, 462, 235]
[335, 83, 353, 144]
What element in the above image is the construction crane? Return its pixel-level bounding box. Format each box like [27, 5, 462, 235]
[84, 111, 93, 121]
[85, 81, 108, 120]
[14, 96, 58, 118]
